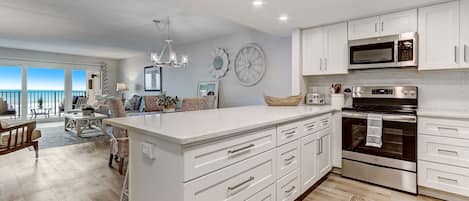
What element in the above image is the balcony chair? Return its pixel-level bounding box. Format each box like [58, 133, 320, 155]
[0, 120, 41, 157]
[0, 99, 16, 119]
[58, 96, 89, 116]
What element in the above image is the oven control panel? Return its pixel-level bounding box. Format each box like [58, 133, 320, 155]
[353, 86, 417, 99]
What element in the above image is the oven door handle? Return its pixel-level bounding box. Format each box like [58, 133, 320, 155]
[342, 112, 417, 123]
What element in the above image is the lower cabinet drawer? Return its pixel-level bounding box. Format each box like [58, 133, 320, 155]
[276, 169, 301, 201]
[419, 134, 469, 168]
[184, 150, 276, 201]
[277, 140, 300, 179]
[418, 160, 469, 197]
[245, 184, 276, 201]
[183, 128, 276, 181]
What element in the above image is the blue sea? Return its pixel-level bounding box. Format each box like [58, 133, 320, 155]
[0, 90, 85, 115]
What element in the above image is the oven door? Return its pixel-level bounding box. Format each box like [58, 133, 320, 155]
[342, 112, 417, 162]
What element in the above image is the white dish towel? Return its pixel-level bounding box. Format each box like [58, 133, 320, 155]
[366, 114, 383, 148]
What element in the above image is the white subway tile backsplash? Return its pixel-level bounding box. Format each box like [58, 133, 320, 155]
[304, 68, 469, 110]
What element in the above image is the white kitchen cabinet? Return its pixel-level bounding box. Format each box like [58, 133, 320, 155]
[418, 1, 460, 70]
[348, 16, 380, 40]
[300, 134, 318, 193]
[331, 112, 342, 168]
[317, 130, 332, 178]
[379, 9, 417, 36]
[460, 0, 469, 68]
[302, 22, 348, 76]
[324, 23, 348, 75]
[348, 9, 417, 40]
[302, 27, 323, 75]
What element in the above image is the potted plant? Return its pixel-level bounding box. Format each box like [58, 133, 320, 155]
[37, 97, 44, 109]
[158, 92, 179, 113]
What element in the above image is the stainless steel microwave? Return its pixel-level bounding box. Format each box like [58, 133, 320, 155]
[348, 32, 418, 70]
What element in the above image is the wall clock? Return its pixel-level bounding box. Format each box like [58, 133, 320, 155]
[209, 48, 230, 79]
[234, 43, 266, 86]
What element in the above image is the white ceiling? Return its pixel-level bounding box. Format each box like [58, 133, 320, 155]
[0, 0, 449, 59]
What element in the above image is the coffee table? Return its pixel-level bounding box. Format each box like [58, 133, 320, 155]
[64, 113, 108, 137]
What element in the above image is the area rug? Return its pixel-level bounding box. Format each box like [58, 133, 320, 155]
[34, 122, 111, 149]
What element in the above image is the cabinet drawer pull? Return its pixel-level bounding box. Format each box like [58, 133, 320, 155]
[285, 186, 296, 194]
[438, 176, 458, 184]
[227, 176, 255, 191]
[284, 130, 297, 136]
[437, 126, 458, 132]
[305, 123, 315, 128]
[284, 155, 296, 163]
[228, 144, 255, 154]
[437, 149, 458, 156]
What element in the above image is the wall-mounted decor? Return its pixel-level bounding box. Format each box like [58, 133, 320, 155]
[209, 48, 230, 79]
[234, 43, 266, 86]
[144, 66, 163, 92]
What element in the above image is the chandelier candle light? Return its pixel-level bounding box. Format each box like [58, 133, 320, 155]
[150, 18, 188, 68]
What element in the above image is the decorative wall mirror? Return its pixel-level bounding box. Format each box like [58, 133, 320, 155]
[144, 66, 162, 92]
[197, 81, 219, 108]
[209, 48, 229, 79]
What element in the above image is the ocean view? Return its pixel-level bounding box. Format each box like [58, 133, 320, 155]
[0, 90, 86, 116]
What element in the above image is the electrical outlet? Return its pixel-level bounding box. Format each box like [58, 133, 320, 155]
[142, 142, 156, 160]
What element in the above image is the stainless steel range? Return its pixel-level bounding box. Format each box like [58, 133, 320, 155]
[341, 86, 418, 194]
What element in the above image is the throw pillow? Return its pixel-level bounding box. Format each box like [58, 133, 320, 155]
[0, 120, 9, 130]
[143, 96, 163, 112]
[125, 95, 142, 111]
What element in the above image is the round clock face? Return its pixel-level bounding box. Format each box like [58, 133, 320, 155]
[234, 43, 265, 86]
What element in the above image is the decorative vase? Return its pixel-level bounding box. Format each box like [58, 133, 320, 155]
[163, 104, 176, 113]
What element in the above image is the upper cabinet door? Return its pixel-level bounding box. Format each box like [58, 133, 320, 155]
[302, 27, 324, 75]
[379, 9, 417, 36]
[418, 1, 460, 70]
[324, 22, 348, 75]
[460, 0, 469, 68]
[348, 16, 380, 40]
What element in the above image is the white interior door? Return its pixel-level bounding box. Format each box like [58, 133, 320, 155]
[418, 1, 460, 70]
[379, 9, 418, 36]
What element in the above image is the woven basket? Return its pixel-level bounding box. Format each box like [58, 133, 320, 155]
[264, 95, 302, 106]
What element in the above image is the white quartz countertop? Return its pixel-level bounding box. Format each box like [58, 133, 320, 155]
[418, 108, 469, 119]
[103, 105, 337, 145]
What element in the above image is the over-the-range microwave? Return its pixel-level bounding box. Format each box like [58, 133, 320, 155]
[348, 32, 418, 70]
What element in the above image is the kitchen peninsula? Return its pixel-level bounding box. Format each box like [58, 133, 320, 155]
[104, 105, 339, 201]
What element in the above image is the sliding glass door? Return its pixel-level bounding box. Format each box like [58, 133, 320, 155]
[0, 66, 22, 119]
[27, 67, 65, 119]
[0, 64, 99, 121]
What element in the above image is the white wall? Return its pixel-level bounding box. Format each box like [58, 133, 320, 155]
[0, 47, 120, 95]
[118, 29, 292, 107]
[304, 68, 469, 110]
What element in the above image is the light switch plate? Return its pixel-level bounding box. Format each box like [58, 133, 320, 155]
[142, 142, 156, 160]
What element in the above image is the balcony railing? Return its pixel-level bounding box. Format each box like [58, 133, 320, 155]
[0, 90, 86, 119]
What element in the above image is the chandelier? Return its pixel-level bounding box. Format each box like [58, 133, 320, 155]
[150, 18, 188, 68]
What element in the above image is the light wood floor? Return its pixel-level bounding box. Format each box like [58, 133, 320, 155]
[0, 141, 442, 201]
[0, 141, 123, 201]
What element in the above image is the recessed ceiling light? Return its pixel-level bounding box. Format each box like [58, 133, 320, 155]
[252, 0, 265, 8]
[278, 14, 289, 22]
